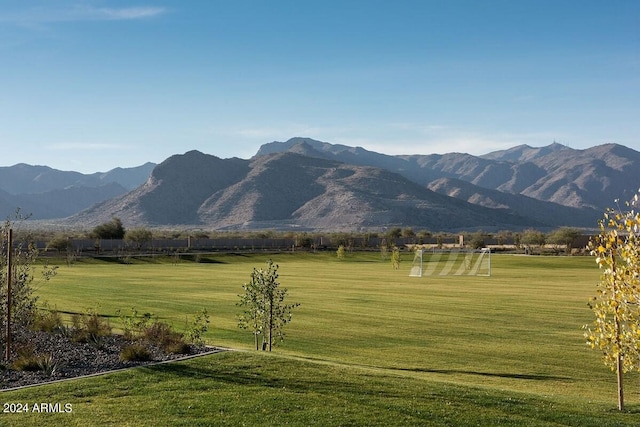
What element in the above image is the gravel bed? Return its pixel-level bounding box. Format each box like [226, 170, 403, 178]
[0, 329, 217, 390]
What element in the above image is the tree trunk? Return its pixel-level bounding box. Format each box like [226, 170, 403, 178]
[268, 296, 273, 352]
[617, 353, 624, 411]
[612, 254, 624, 411]
[5, 229, 12, 361]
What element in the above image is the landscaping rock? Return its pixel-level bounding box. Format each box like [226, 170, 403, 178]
[0, 329, 215, 390]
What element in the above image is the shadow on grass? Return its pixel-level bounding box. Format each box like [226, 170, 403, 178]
[392, 367, 573, 382]
[284, 354, 573, 383]
[49, 309, 120, 319]
[139, 359, 406, 398]
[137, 354, 571, 407]
[82, 254, 229, 264]
[177, 255, 227, 264]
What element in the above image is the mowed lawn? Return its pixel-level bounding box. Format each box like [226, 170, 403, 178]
[3, 251, 639, 425]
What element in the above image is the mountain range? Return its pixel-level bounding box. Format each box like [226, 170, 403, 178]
[0, 163, 156, 221]
[2, 138, 639, 232]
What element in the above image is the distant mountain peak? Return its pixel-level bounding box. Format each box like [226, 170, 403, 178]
[5, 138, 639, 231]
[480, 142, 572, 162]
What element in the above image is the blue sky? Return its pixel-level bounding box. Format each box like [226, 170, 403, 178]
[1, 1, 638, 173]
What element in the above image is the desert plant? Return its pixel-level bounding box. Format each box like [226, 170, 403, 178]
[10, 345, 38, 371]
[162, 339, 191, 355]
[71, 308, 112, 344]
[119, 344, 152, 362]
[10, 346, 57, 375]
[36, 354, 60, 376]
[142, 321, 189, 354]
[32, 305, 65, 333]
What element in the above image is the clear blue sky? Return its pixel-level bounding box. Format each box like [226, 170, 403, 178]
[1, 0, 638, 173]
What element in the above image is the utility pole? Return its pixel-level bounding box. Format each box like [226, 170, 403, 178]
[5, 228, 12, 361]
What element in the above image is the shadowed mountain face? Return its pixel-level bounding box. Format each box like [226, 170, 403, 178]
[0, 163, 155, 220]
[8, 137, 640, 231]
[73, 151, 250, 226]
[426, 177, 600, 227]
[67, 150, 540, 231]
[0, 162, 156, 194]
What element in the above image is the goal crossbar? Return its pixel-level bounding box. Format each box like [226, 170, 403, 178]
[409, 248, 491, 277]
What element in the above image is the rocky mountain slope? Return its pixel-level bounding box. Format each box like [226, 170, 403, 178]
[426, 177, 599, 227]
[69, 150, 558, 231]
[7, 137, 639, 231]
[259, 138, 640, 214]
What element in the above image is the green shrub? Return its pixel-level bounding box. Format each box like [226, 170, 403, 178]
[116, 307, 154, 340]
[183, 308, 210, 345]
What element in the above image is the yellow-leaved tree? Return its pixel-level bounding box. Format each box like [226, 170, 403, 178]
[585, 191, 640, 411]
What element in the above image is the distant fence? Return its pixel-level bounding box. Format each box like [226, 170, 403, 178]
[40, 238, 300, 253]
[30, 235, 592, 256]
[33, 236, 467, 254]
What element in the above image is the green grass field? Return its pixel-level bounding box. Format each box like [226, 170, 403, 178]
[2, 251, 640, 425]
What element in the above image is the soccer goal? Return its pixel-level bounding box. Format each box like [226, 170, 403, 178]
[409, 248, 491, 277]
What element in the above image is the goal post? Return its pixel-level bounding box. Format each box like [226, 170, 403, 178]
[409, 247, 491, 277]
[409, 249, 423, 277]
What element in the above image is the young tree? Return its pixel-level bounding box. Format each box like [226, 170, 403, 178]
[380, 240, 389, 260]
[237, 260, 299, 351]
[584, 193, 640, 411]
[1, 216, 57, 358]
[336, 245, 345, 260]
[391, 247, 401, 270]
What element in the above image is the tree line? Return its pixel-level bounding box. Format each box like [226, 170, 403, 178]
[40, 217, 590, 255]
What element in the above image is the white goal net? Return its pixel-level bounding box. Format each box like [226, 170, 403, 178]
[409, 248, 491, 277]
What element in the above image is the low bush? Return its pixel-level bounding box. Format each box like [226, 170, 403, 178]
[71, 309, 112, 344]
[11, 347, 58, 375]
[32, 306, 65, 333]
[116, 307, 154, 340]
[11, 347, 41, 372]
[162, 340, 191, 355]
[183, 308, 210, 346]
[119, 344, 152, 362]
[36, 354, 59, 376]
[142, 321, 189, 354]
